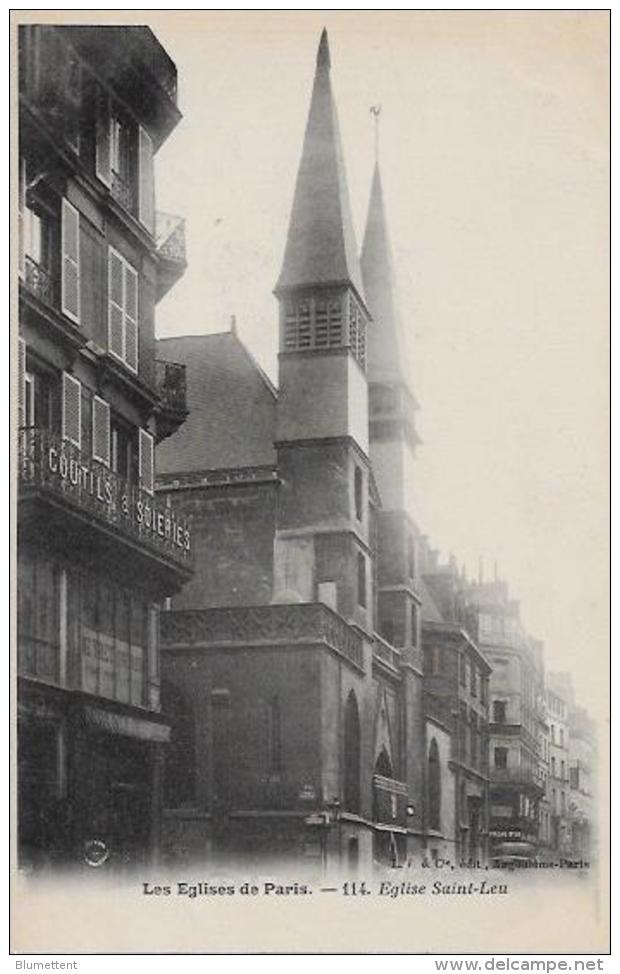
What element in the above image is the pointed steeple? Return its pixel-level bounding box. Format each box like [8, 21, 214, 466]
[275, 29, 366, 308]
[361, 162, 407, 384]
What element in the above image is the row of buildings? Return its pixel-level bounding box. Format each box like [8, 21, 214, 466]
[16, 24, 596, 873]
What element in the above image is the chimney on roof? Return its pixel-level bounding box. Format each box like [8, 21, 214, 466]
[230, 315, 237, 336]
[478, 556, 484, 585]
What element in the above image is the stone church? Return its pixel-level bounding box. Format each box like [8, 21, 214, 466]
[155, 29, 490, 871]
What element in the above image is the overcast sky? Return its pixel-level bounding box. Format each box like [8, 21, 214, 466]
[150, 10, 608, 715]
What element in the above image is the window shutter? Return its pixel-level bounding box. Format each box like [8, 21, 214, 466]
[18, 158, 26, 278]
[61, 199, 80, 323]
[62, 372, 81, 448]
[139, 429, 154, 495]
[92, 396, 110, 466]
[124, 263, 138, 372]
[95, 93, 111, 186]
[108, 248, 124, 359]
[17, 337, 26, 428]
[138, 126, 155, 234]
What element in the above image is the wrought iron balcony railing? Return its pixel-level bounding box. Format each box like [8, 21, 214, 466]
[491, 766, 546, 794]
[161, 603, 364, 671]
[18, 427, 192, 569]
[155, 359, 187, 415]
[23, 256, 54, 306]
[156, 211, 186, 263]
[110, 170, 136, 215]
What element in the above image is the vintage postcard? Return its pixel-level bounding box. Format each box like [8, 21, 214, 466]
[10, 9, 610, 955]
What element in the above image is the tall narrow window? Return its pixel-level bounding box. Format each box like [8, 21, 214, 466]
[18, 158, 26, 277]
[407, 535, 415, 578]
[357, 552, 367, 608]
[343, 691, 361, 814]
[427, 738, 441, 831]
[139, 428, 154, 495]
[138, 125, 155, 234]
[24, 372, 35, 428]
[18, 338, 26, 428]
[354, 466, 363, 521]
[492, 700, 507, 724]
[95, 92, 111, 186]
[494, 747, 508, 769]
[92, 396, 111, 466]
[108, 247, 138, 373]
[61, 199, 80, 323]
[411, 602, 419, 647]
[63, 45, 82, 153]
[61, 372, 81, 448]
[266, 696, 282, 773]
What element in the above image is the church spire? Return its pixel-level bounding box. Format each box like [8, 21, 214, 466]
[361, 161, 407, 385]
[275, 29, 366, 309]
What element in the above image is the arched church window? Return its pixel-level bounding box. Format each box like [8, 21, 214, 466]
[427, 737, 441, 832]
[343, 691, 361, 814]
[375, 748, 393, 778]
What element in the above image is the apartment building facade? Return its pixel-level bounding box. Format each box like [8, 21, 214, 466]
[17, 25, 191, 868]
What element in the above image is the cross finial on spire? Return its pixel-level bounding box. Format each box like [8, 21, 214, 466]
[317, 28, 331, 69]
[370, 104, 382, 163]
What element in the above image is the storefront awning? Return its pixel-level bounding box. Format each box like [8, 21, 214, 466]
[83, 704, 170, 743]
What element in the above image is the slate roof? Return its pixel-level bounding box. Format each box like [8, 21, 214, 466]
[361, 162, 408, 386]
[275, 29, 366, 306]
[156, 332, 277, 474]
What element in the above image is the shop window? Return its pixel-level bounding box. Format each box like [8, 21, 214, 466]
[75, 570, 149, 707]
[17, 550, 60, 684]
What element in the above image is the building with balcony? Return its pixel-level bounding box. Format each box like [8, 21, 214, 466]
[546, 676, 571, 855]
[464, 579, 546, 860]
[419, 554, 492, 864]
[567, 702, 596, 861]
[17, 24, 190, 869]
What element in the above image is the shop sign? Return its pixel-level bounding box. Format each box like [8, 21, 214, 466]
[46, 446, 191, 553]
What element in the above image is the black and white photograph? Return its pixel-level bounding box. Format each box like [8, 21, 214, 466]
[11, 9, 610, 956]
